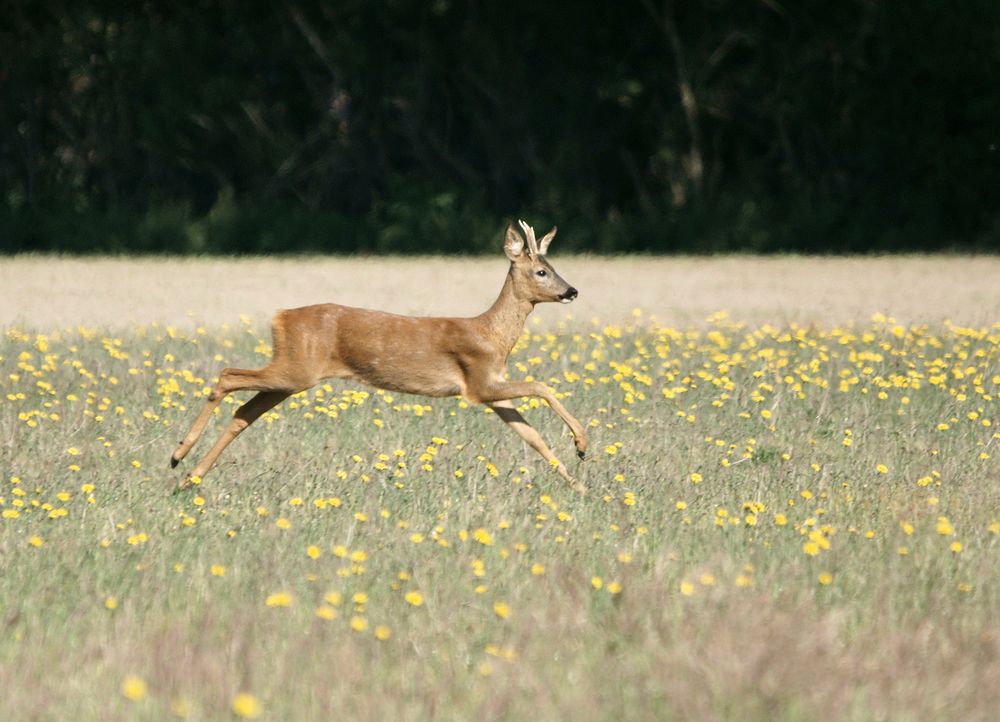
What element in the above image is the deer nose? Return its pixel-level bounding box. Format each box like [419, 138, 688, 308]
[561, 287, 578, 302]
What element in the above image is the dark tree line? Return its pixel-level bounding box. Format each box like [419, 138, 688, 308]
[2, 0, 998, 254]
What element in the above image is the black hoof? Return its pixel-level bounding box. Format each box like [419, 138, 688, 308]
[170, 456, 180, 468]
[577, 450, 586, 460]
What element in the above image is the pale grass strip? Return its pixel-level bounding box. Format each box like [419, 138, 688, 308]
[2, 255, 998, 330]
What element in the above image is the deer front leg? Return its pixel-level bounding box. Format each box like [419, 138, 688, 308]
[171, 390, 225, 468]
[177, 390, 290, 489]
[475, 380, 588, 458]
[488, 400, 586, 493]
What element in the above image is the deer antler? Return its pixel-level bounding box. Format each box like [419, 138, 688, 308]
[517, 219, 540, 257]
[538, 226, 557, 255]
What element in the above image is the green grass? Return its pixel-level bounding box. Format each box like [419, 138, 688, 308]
[1, 314, 998, 721]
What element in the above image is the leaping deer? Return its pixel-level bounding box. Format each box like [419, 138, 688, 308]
[170, 221, 589, 492]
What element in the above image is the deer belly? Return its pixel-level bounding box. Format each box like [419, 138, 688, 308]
[346, 355, 463, 398]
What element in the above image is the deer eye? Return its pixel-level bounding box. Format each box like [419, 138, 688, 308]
[535, 269, 547, 277]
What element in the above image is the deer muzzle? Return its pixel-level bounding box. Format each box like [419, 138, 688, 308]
[560, 287, 578, 303]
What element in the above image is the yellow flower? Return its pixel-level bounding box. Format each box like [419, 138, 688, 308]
[374, 625, 392, 641]
[104, 596, 119, 610]
[473, 528, 494, 546]
[315, 605, 336, 620]
[493, 601, 511, 619]
[679, 581, 695, 596]
[350, 616, 368, 632]
[265, 591, 293, 607]
[818, 572, 833, 585]
[210, 564, 226, 576]
[607, 581, 623, 594]
[404, 591, 424, 607]
[591, 576, 603, 590]
[876, 464, 888, 474]
[307, 545, 321, 559]
[120, 675, 147, 702]
[231, 692, 262, 719]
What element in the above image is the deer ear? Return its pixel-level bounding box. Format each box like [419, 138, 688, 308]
[538, 226, 557, 255]
[503, 223, 525, 260]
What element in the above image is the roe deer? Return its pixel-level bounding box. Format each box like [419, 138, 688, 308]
[170, 221, 589, 491]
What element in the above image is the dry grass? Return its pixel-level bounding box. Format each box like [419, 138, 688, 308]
[2, 254, 999, 329]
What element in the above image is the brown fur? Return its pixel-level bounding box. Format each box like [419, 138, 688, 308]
[170, 222, 588, 491]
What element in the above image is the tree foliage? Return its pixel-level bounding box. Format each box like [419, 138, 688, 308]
[2, 0, 998, 253]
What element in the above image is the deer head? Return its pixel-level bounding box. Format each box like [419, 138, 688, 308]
[503, 220, 578, 304]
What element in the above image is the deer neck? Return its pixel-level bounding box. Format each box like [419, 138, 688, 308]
[479, 269, 534, 353]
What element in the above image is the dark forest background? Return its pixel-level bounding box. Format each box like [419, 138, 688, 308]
[2, 0, 998, 254]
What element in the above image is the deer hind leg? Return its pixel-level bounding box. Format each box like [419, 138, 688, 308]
[488, 399, 586, 494]
[171, 367, 287, 468]
[177, 390, 291, 489]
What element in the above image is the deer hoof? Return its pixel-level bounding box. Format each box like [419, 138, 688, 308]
[576, 449, 586, 460]
[170, 455, 180, 468]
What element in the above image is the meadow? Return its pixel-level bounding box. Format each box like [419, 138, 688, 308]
[1, 256, 998, 721]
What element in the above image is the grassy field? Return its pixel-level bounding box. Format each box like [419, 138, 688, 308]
[1, 255, 998, 721]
